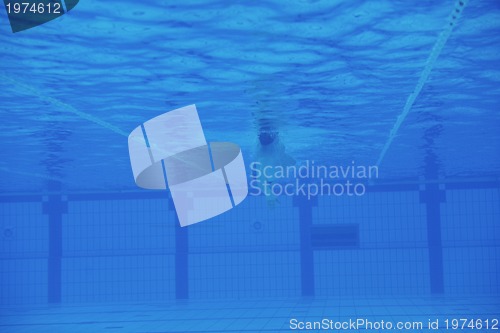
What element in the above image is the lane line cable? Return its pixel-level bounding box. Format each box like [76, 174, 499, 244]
[0, 74, 204, 184]
[375, 0, 469, 167]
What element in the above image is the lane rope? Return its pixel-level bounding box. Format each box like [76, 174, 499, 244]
[375, 0, 469, 167]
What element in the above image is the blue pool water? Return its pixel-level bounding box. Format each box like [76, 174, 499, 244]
[0, 0, 499, 192]
[0, 0, 499, 332]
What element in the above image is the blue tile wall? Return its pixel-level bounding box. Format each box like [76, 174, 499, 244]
[313, 191, 429, 295]
[441, 188, 500, 294]
[0, 186, 499, 305]
[188, 196, 300, 298]
[0, 202, 47, 305]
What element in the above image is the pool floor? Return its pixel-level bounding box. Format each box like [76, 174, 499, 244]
[1, 296, 498, 332]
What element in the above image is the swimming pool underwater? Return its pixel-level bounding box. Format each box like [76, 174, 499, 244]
[0, 0, 499, 191]
[0, 0, 499, 332]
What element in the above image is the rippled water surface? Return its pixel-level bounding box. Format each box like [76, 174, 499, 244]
[0, 0, 499, 192]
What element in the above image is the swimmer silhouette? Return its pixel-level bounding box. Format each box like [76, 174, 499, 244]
[249, 82, 296, 206]
[247, 77, 295, 168]
[256, 124, 295, 168]
[5, 0, 79, 33]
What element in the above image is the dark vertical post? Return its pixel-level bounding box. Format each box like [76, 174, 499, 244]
[42, 181, 67, 303]
[38, 114, 71, 303]
[420, 183, 446, 294]
[293, 194, 317, 297]
[169, 199, 189, 299]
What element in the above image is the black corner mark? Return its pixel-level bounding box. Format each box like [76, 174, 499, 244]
[3, 0, 79, 33]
